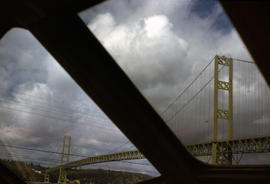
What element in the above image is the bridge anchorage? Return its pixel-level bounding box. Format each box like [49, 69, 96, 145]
[45, 55, 270, 183]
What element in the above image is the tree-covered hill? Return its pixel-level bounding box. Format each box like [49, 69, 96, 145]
[0, 159, 152, 184]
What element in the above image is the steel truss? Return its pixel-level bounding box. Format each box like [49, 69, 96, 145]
[187, 136, 270, 157]
[46, 135, 270, 174]
[47, 150, 144, 173]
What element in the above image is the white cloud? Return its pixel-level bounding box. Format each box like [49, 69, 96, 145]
[88, 13, 192, 111]
[1, 0, 269, 175]
[86, 9, 253, 116]
[85, 1, 269, 150]
[144, 15, 171, 37]
[252, 115, 270, 125]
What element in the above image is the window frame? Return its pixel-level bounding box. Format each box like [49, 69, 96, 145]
[0, 1, 270, 183]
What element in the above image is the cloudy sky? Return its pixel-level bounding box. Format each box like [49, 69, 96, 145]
[0, 0, 270, 177]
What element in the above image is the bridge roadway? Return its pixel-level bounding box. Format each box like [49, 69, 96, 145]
[46, 135, 270, 173]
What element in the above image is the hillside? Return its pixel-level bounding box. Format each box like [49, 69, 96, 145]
[0, 159, 152, 184]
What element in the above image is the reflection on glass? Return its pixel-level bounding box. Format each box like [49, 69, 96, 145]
[0, 28, 159, 184]
[80, 0, 270, 165]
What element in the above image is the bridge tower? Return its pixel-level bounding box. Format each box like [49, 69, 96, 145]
[212, 55, 233, 165]
[58, 136, 71, 184]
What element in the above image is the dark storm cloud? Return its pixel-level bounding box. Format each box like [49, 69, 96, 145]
[82, 0, 269, 166]
[189, 0, 233, 33]
[0, 29, 48, 96]
[0, 28, 129, 153]
[0, 0, 268, 176]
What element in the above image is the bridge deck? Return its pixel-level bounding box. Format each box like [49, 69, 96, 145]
[46, 135, 270, 173]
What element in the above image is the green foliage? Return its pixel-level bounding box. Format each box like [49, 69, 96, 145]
[0, 159, 152, 184]
[0, 159, 45, 182]
[65, 168, 152, 184]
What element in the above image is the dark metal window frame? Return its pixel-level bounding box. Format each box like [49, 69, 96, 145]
[0, 1, 270, 183]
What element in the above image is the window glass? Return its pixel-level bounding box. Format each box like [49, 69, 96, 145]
[0, 28, 159, 184]
[80, 0, 270, 165]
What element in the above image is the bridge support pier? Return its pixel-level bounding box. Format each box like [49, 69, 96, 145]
[216, 145, 232, 165]
[44, 171, 50, 183]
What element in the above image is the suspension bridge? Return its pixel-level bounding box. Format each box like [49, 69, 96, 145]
[1, 55, 270, 184]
